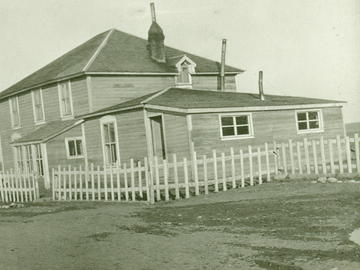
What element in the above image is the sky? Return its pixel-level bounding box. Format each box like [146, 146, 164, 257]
[0, 0, 359, 123]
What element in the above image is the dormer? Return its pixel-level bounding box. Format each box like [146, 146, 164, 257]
[174, 55, 196, 88]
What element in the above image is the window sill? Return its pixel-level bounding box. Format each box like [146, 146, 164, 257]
[61, 115, 74, 121]
[297, 129, 324, 135]
[220, 135, 254, 141]
[67, 156, 84, 160]
[35, 121, 46, 126]
[176, 83, 192, 89]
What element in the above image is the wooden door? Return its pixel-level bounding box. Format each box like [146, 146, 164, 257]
[150, 115, 166, 159]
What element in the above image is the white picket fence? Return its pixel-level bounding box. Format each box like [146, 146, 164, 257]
[52, 134, 360, 204]
[0, 171, 39, 203]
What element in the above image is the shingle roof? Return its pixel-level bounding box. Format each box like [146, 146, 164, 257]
[0, 29, 243, 100]
[146, 88, 345, 109]
[82, 88, 345, 118]
[12, 119, 81, 144]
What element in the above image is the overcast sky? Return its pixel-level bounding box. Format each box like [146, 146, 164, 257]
[0, 0, 359, 123]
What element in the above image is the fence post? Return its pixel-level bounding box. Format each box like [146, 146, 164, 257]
[203, 155, 209, 195]
[337, 135, 344, 174]
[257, 147, 262, 184]
[110, 164, 115, 201]
[249, 145, 254, 186]
[213, 150, 219, 192]
[345, 136, 352, 173]
[91, 163, 95, 201]
[312, 140, 319, 175]
[221, 152, 227, 191]
[130, 159, 135, 201]
[289, 139, 295, 175]
[328, 139, 335, 174]
[123, 163, 129, 201]
[97, 165, 101, 201]
[154, 157, 160, 201]
[173, 154, 180, 200]
[240, 149, 245, 187]
[163, 159, 169, 201]
[273, 141, 279, 175]
[304, 138, 310, 174]
[320, 137, 327, 175]
[296, 141, 303, 175]
[147, 158, 155, 204]
[281, 143, 287, 175]
[0, 172, 4, 202]
[116, 163, 121, 201]
[230, 147, 236, 188]
[138, 161, 143, 199]
[193, 152, 199, 196]
[355, 134, 360, 173]
[183, 157, 190, 199]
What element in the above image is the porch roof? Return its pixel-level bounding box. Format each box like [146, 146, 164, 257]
[12, 119, 83, 145]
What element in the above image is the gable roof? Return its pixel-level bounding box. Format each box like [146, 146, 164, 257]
[12, 119, 82, 145]
[83, 88, 345, 118]
[0, 29, 243, 100]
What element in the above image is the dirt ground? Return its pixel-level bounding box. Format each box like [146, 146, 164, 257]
[0, 180, 360, 270]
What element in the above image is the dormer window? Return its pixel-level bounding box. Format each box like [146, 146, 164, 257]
[174, 55, 196, 88]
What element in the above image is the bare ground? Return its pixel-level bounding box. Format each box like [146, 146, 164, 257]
[0, 180, 360, 270]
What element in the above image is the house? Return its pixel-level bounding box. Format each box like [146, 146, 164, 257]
[0, 4, 346, 189]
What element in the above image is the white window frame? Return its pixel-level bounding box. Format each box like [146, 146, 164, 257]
[9, 96, 21, 129]
[100, 115, 120, 166]
[31, 89, 46, 125]
[295, 109, 324, 134]
[219, 113, 254, 140]
[65, 137, 84, 159]
[175, 55, 196, 89]
[57, 81, 74, 120]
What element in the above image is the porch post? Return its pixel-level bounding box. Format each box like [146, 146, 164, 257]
[143, 109, 155, 203]
[40, 143, 50, 189]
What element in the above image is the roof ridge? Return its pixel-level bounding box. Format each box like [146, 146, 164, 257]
[82, 29, 115, 72]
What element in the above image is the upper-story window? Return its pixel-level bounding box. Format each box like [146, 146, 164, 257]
[100, 116, 120, 166]
[9, 96, 20, 128]
[58, 81, 73, 119]
[175, 55, 196, 88]
[32, 89, 45, 124]
[296, 110, 323, 133]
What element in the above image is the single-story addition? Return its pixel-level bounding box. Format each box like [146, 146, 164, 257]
[11, 87, 346, 187]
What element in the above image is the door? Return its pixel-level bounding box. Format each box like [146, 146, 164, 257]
[150, 115, 166, 159]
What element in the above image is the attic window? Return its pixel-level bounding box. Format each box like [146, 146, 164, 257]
[177, 61, 191, 84]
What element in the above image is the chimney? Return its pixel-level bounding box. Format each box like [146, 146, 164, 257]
[220, 39, 227, 91]
[258, 71, 265, 101]
[147, 2, 166, 63]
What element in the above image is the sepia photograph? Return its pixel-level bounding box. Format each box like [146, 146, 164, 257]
[0, 0, 359, 269]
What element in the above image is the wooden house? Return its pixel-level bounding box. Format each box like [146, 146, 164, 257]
[0, 5, 346, 188]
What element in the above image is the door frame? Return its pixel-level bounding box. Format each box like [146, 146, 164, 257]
[146, 112, 168, 160]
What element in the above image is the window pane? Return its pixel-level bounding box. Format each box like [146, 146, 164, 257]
[110, 144, 117, 163]
[298, 122, 307, 130]
[76, 140, 83, 155]
[236, 116, 248, 125]
[109, 123, 116, 142]
[68, 140, 76, 156]
[308, 111, 318, 120]
[237, 126, 249, 135]
[297, 112, 307, 121]
[222, 127, 235, 136]
[309, 120, 319, 129]
[221, 117, 233, 126]
[103, 124, 110, 143]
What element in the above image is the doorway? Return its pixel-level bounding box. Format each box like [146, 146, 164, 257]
[150, 115, 166, 159]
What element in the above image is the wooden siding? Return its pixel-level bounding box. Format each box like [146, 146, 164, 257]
[71, 77, 89, 115]
[85, 109, 148, 166]
[162, 113, 190, 160]
[90, 76, 175, 111]
[46, 126, 84, 170]
[191, 75, 237, 91]
[190, 107, 345, 157]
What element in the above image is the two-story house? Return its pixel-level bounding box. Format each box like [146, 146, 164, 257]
[0, 4, 346, 189]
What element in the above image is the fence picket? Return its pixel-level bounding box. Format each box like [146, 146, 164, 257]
[221, 152, 227, 191]
[240, 149, 245, 187]
[79, 166, 84, 200]
[337, 135, 344, 173]
[97, 165, 101, 200]
[91, 164, 95, 201]
[289, 139, 295, 175]
[23, 172, 28, 202]
[265, 143, 271, 182]
[138, 161, 143, 198]
[203, 155, 209, 195]
[103, 166, 108, 201]
[329, 139, 335, 174]
[257, 147, 262, 185]
[124, 163, 129, 201]
[249, 146, 254, 186]
[355, 134, 360, 173]
[304, 138, 310, 174]
[15, 172, 20, 202]
[281, 143, 287, 175]
[144, 158, 150, 203]
[230, 148, 236, 188]
[273, 141, 279, 175]
[312, 140, 319, 174]
[184, 158, 190, 199]
[85, 166, 89, 201]
[110, 165, 115, 201]
[163, 159, 169, 201]
[0, 174, 4, 202]
[3, 172, 8, 203]
[116, 163, 121, 201]
[154, 157, 160, 201]
[320, 137, 327, 174]
[345, 136, 352, 173]
[213, 150, 219, 192]
[173, 154, 180, 200]
[130, 159, 135, 201]
[193, 152, 199, 195]
[27, 174, 33, 202]
[296, 142, 303, 174]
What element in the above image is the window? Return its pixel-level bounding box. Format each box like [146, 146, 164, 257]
[177, 61, 191, 84]
[35, 145, 44, 176]
[15, 144, 44, 175]
[100, 116, 119, 165]
[15, 146, 24, 172]
[58, 81, 73, 118]
[9, 96, 20, 128]
[220, 114, 254, 139]
[65, 138, 83, 159]
[175, 56, 196, 88]
[25, 145, 34, 172]
[296, 110, 323, 133]
[32, 89, 45, 123]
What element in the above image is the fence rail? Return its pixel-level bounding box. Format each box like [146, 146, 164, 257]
[0, 171, 39, 203]
[52, 134, 360, 204]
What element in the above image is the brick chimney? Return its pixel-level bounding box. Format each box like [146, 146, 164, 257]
[147, 2, 166, 63]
